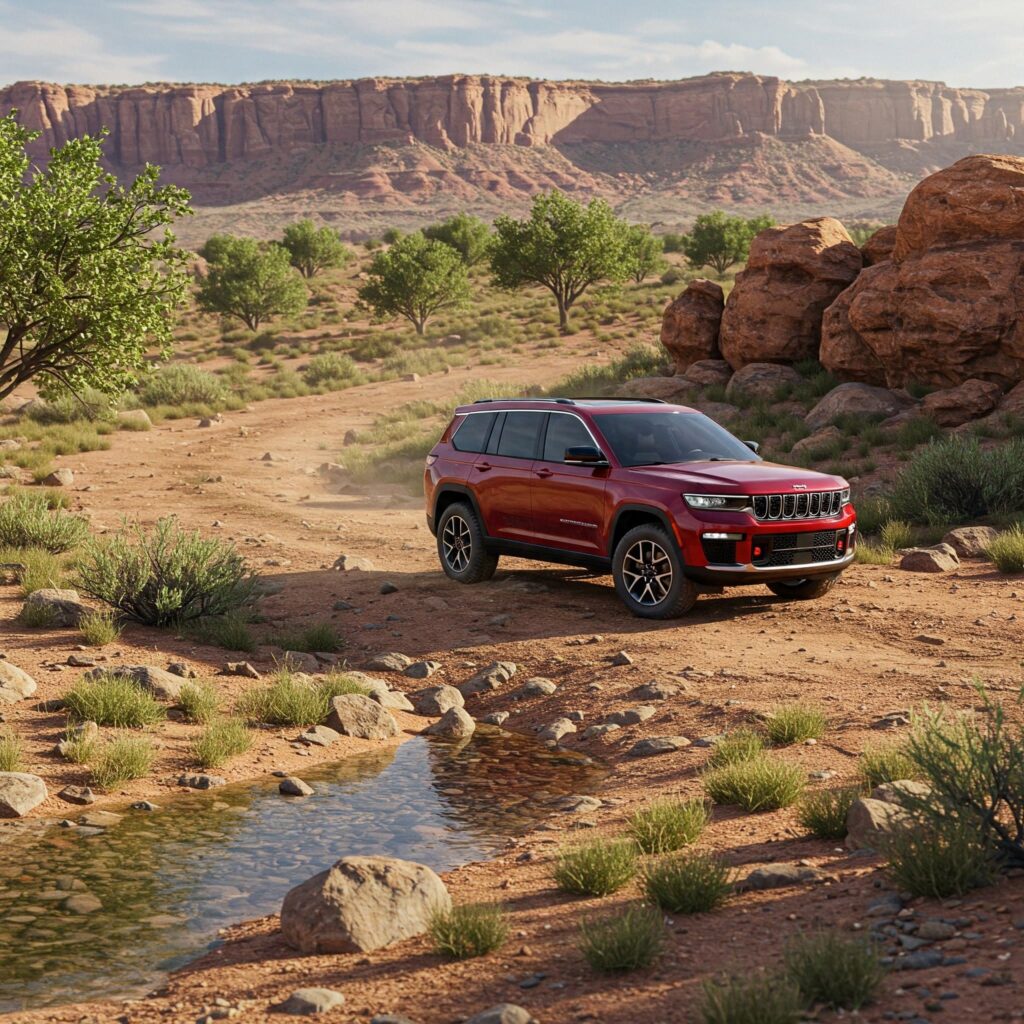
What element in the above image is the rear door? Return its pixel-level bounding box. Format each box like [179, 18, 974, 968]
[530, 411, 609, 555]
[469, 411, 545, 542]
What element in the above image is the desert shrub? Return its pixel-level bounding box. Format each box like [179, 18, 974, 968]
[57, 726, 95, 764]
[553, 839, 637, 896]
[268, 621, 343, 654]
[303, 352, 361, 388]
[578, 904, 665, 973]
[707, 728, 765, 768]
[884, 816, 996, 897]
[190, 717, 251, 769]
[186, 612, 256, 652]
[889, 436, 1024, 524]
[784, 931, 884, 1010]
[63, 673, 165, 728]
[879, 519, 912, 551]
[428, 903, 508, 959]
[138, 364, 228, 408]
[699, 972, 802, 1024]
[986, 525, 1024, 574]
[854, 495, 893, 536]
[78, 608, 121, 647]
[77, 517, 256, 626]
[550, 344, 668, 398]
[23, 388, 119, 425]
[236, 670, 364, 726]
[855, 540, 895, 565]
[628, 797, 709, 854]
[11, 547, 66, 595]
[178, 681, 221, 723]
[797, 786, 861, 840]
[0, 729, 22, 771]
[642, 851, 733, 914]
[858, 741, 917, 788]
[315, 672, 372, 701]
[90, 734, 155, 789]
[764, 703, 826, 746]
[895, 414, 943, 451]
[0, 493, 88, 552]
[703, 756, 804, 812]
[18, 599, 57, 628]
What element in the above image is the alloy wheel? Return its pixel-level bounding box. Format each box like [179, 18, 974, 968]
[442, 514, 473, 572]
[622, 538, 673, 606]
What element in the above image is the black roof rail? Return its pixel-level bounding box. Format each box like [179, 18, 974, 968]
[471, 396, 666, 405]
[570, 397, 666, 404]
[473, 397, 576, 405]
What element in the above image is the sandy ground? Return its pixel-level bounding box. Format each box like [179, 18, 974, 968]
[4, 357, 1024, 1023]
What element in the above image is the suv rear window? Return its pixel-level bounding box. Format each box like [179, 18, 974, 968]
[495, 411, 545, 459]
[452, 412, 495, 453]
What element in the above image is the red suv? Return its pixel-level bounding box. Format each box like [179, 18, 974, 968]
[424, 398, 856, 618]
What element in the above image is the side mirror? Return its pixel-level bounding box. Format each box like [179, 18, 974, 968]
[564, 445, 608, 465]
[744, 440, 760, 454]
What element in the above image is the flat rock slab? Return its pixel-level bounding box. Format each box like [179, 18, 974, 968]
[363, 652, 413, 672]
[88, 664, 184, 700]
[79, 810, 123, 828]
[628, 736, 691, 757]
[58, 785, 95, 805]
[465, 1005, 538, 1024]
[458, 661, 517, 697]
[275, 988, 346, 1015]
[178, 774, 227, 790]
[537, 717, 576, 742]
[737, 863, 831, 891]
[603, 705, 656, 727]
[300, 725, 341, 748]
[403, 660, 440, 680]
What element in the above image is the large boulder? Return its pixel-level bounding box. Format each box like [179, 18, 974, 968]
[894, 154, 1024, 261]
[921, 379, 1003, 427]
[942, 526, 999, 559]
[719, 218, 862, 369]
[660, 279, 724, 372]
[805, 382, 915, 430]
[0, 662, 37, 705]
[725, 362, 802, 402]
[325, 694, 399, 740]
[410, 684, 464, 717]
[0, 772, 47, 818]
[860, 225, 897, 266]
[280, 855, 450, 953]
[682, 359, 733, 387]
[22, 588, 89, 627]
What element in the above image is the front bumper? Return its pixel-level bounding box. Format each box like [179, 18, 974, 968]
[684, 547, 855, 586]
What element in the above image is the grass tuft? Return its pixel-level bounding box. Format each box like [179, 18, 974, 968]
[699, 972, 803, 1024]
[628, 797, 709, 855]
[428, 903, 508, 959]
[236, 669, 369, 726]
[0, 492, 88, 553]
[703, 756, 805, 812]
[78, 608, 122, 647]
[58, 726, 96, 764]
[189, 717, 251, 768]
[797, 786, 861, 840]
[90, 734, 156, 789]
[883, 818, 996, 898]
[63, 673, 165, 728]
[986, 525, 1024, 574]
[186, 612, 256, 653]
[578, 904, 665, 973]
[764, 703, 826, 746]
[177, 681, 221, 723]
[0, 729, 23, 771]
[707, 728, 765, 768]
[784, 931, 885, 1010]
[267, 621, 343, 654]
[642, 851, 733, 914]
[858, 741, 917, 788]
[553, 839, 637, 897]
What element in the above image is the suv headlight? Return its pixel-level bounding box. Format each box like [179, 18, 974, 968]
[840, 487, 851, 504]
[683, 493, 750, 511]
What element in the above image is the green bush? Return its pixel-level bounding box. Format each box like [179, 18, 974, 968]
[14, 547, 66, 595]
[268, 621, 343, 654]
[428, 903, 508, 959]
[138, 364, 228, 408]
[0, 493, 88, 552]
[703, 756, 805, 812]
[63, 673, 165, 728]
[553, 839, 637, 896]
[884, 817, 996, 897]
[78, 608, 121, 647]
[628, 797, 709, 854]
[0, 729, 22, 771]
[880, 519, 912, 551]
[707, 729, 765, 768]
[90, 734, 156, 789]
[190, 717, 251, 769]
[642, 851, 733, 914]
[178, 681, 221, 723]
[303, 352, 361, 388]
[57, 726, 96, 764]
[77, 517, 256, 626]
[699, 972, 802, 1024]
[855, 540, 895, 565]
[797, 786, 860, 840]
[889, 436, 1024, 524]
[186, 612, 256, 653]
[858, 741, 917, 788]
[578, 904, 665, 973]
[19, 598, 57, 627]
[986, 525, 1024, 574]
[764, 703, 826, 746]
[784, 932, 884, 1010]
[236, 670, 367, 726]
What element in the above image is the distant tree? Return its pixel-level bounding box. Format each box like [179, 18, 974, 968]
[489, 191, 630, 333]
[0, 112, 191, 401]
[357, 232, 470, 336]
[423, 213, 492, 267]
[682, 211, 775, 276]
[197, 237, 307, 331]
[660, 231, 687, 253]
[623, 225, 665, 284]
[281, 219, 351, 278]
[381, 227, 403, 245]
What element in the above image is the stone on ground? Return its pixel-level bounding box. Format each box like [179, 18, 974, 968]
[280, 777, 314, 797]
[274, 988, 346, 1015]
[537, 717, 576, 742]
[23, 588, 90, 627]
[458, 661, 517, 697]
[326, 694, 399, 740]
[410, 684, 464, 717]
[89, 664, 184, 700]
[900, 544, 960, 573]
[0, 773, 47, 817]
[942, 525, 999, 559]
[403, 660, 440, 680]
[178, 773, 226, 790]
[364, 652, 413, 672]
[846, 797, 911, 851]
[628, 736, 691, 757]
[737, 863, 829, 891]
[0, 661, 37, 704]
[465, 1005, 538, 1024]
[424, 706, 475, 739]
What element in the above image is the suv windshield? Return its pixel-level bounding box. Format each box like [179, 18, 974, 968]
[593, 411, 758, 467]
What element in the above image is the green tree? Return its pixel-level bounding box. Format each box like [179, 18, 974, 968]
[281, 219, 350, 278]
[490, 191, 630, 333]
[423, 213, 492, 267]
[357, 232, 470, 336]
[682, 211, 775, 276]
[623, 225, 665, 284]
[0, 112, 191, 402]
[197, 237, 307, 331]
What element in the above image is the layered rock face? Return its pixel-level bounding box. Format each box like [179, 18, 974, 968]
[821, 155, 1024, 388]
[719, 218, 862, 368]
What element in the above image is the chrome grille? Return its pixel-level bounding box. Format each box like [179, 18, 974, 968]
[752, 490, 844, 521]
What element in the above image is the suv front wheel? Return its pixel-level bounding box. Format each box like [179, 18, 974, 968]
[767, 573, 840, 601]
[436, 502, 499, 584]
[612, 524, 699, 619]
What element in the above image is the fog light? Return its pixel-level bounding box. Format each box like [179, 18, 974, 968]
[703, 532, 743, 540]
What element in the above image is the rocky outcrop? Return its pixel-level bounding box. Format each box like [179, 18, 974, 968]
[860, 225, 897, 265]
[719, 218, 862, 368]
[921, 379, 1003, 426]
[805, 382, 915, 430]
[660, 280, 724, 372]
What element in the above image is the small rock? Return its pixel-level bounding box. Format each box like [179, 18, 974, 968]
[481, 711, 509, 726]
[78, 810, 123, 828]
[628, 736, 691, 757]
[178, 774, 227, 790]
[603, 705, 656, 726]
[364, 652, 413, 673]
[43, 468, 74, 487]
[464, 1004, 537, 1024]
[0, 661, 37, 705]
[846, 797, 911, 851]
[333, 554, 375, 572]
[280, 778, 314, 797]
[554, 795, 601, 815]
[274, 988, 346, 1015]
[425, 707, 476, 740]
[404, 660, 441, 680]
[610, 651, 633, 666]
[379, 581, 398, 595]
[458, 661, 517, 697]
[537, 717, 576, 742]
[62, 893, 102, 914]
[900, 545, 960, 574]
[223, 661, 261, 678]
[737, 863, 829, 891]
[917, 920, 957, 941]
[0, 772, 47, 817]
[517, 677, 557, 698]
[300, 725, 341, 748]
[57, 785, 95, 805]
[942, 525, 999, 559]
[632, 681, 679, 701]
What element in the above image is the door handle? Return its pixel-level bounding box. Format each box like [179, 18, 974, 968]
[476, 462, 492, 472]
[536, 467, 553, 478]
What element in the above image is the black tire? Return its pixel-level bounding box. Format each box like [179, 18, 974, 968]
[436, 502, 498, 584]
[767, 572, 841, 601]
[612, 523, 699, 619]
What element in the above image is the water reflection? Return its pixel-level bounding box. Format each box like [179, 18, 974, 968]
[0, 730, 605, 1012]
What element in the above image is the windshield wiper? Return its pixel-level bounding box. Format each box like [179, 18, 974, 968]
[631, 460, 668, 467]
[707, 457, 738, 462]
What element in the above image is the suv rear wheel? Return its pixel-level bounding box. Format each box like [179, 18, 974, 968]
[437, 502, 498, 584]
[767, 573, 840, 601]
[612, 524, 698, 619]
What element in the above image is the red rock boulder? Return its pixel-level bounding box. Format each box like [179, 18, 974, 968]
[719, 218, 862, 369]
[860, 225, 897, 266]
[660, 280, 724, 373]
[921, 379, 1003, 427]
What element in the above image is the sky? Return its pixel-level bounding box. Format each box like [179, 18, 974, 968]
[1, 0, 1023, 89]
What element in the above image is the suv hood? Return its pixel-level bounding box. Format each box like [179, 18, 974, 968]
[626, 460, 846, 494]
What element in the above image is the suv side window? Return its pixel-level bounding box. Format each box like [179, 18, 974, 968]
[543, 414, 593, 462]
[452, 412, 495, 453]
[494, 411, 545, 459]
